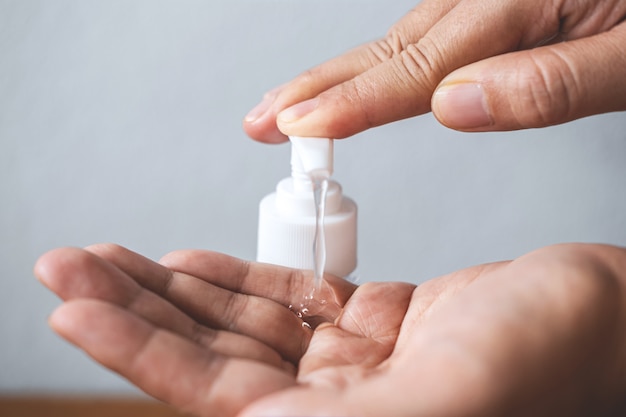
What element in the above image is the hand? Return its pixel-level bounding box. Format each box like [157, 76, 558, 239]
[243, 0, 626, 141]
[36, 243, 626, 416]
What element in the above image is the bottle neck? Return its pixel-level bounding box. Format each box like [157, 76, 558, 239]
[275, 177, 343, 216]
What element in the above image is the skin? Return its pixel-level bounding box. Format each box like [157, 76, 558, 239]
[36, 243, 626, 417]
[243, 0, 626, 141]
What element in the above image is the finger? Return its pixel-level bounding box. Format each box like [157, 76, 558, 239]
[432, 23, 626, 131]
[36, 246, 189, 334]
[243, 45, 384, 144]
[159, 249, 358, 311]
[36, 247, 294, 369]
[274, 0, 563, 138]
[86, 244, 312, 363]
[50, 300, 295, 417]
[243, 0, 459, 143]
[36, 247, 139, 301]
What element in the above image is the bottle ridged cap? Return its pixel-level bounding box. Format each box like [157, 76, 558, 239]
[256, 179, 357, 277]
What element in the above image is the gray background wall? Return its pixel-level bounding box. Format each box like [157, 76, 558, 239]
[1, 0, 625, 394]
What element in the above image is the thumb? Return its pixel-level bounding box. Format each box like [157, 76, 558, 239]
[431, 24, 626, 131]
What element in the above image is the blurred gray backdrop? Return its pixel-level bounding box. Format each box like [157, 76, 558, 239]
[1, 0, 625, 394]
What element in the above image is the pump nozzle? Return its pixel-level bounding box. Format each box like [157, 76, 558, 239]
[290, 136, 334, 180]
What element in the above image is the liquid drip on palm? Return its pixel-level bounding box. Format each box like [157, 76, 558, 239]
[288, 172, 341, 327]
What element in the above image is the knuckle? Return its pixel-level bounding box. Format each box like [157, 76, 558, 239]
[512, 49, 578, 127]
[359, 30, 409, 70]
[384, 27, 410, 55]
[223, 291, 248, 331]
[362, 39, 397, 67]
[396, 38, 447, 94]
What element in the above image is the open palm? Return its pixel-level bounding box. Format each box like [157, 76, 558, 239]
[36, 243, 626, 417]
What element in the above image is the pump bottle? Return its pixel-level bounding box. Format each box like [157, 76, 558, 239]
[256, 137, 357, 278]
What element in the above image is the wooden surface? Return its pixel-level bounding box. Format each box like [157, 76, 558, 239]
[0, 396, 185, 417]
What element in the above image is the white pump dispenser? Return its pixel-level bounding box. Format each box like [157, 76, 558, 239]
[257, 137, 357, 278]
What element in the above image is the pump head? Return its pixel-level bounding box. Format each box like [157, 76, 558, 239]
[290, 136, 333, 191]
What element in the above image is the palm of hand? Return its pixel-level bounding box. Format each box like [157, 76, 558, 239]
[36, 244, 626, 417]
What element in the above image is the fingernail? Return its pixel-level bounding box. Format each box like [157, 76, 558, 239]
[433, 83, 492, 129]
[245, 95, 274, 123]
[278, 97, 319, 123]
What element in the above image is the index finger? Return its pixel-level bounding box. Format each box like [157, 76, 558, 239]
[243, 0, 458, 143]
